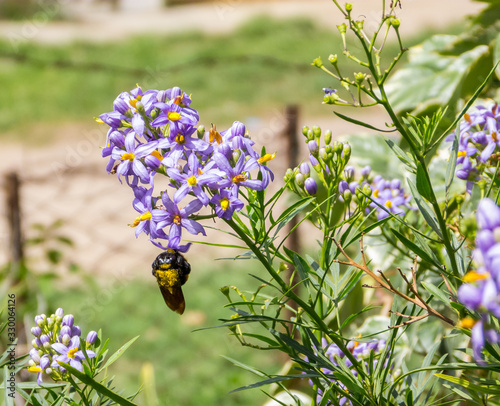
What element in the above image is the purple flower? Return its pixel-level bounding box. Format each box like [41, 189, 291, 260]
[52, 336, 96, 373]
[130, 187, 165, 239]
[210, 189, 244, 220]
[304, 178, 318, 195]
[213, 152, 265, 192]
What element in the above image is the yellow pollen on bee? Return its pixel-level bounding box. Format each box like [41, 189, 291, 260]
[150, 150, 163, 161]
[187, 175, 197, 186]
[220, 197, 230, 211]
[28, 366, 42, 373]
[457, 151, 467, 157]
[121, 153, 135, 161]
[459, 317, 476, 329]
[463, 270, 490, 283]
[385, 200, 392, 208]
[233, 174, 247, 183]
[258, 151, 277, 164]
[168, 112, 182, 121]
[372, 189, 379, 198]
[175, 134, 185, 144]
[68, 347, 79, 359]
[173, 215, 182, 225]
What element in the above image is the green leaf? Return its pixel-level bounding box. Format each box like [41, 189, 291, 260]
[421, 282, 451, 305]
[445, 121, 460, 197]
[334, 112, 397, 133]
[384, 138, 416, 173]
[416, 162, 434, 202]
[3, 366, 14, 406]
[385, 35, 490, 114]
[407, 179, 443, 239]
[58, 362, 137, 406]
[98, 336, 139, 373]
[435, 373, 500, 395]
[390, 228, 440, 268]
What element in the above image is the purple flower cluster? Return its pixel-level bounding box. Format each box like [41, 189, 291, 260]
[447, 103, 500, 193]
[457, 198, 500, 361]
[308, 337, 387, 405]
[338, 165, 413, 220]
[99, 86, 274, 252]
[28, 309, 97, 385]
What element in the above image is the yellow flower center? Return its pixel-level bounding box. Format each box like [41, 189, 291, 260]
[68, 347, 79, 359]
[458, 317, 476, 329]
[187, 175, 197, 187]
[463, 270, 490, 283]
[121, 153, 135, 161]
[173, 215, 182, 225]
[220, 197, 230, 211]
[457, 151, 467, 157]
[151, 150, 163, 161]
[493, 132, 498, 142]
[175, 134, 185, 144]
[28, 366, 42, 373]
[372, 189, 379, 198]
[168, 112, 182, 121]
[385, 200, 392, 208]
[258, 152, 277, 164]
[233, 174, 248, 184]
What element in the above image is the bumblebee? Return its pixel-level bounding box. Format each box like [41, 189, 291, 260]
[152, 249, 191, 315]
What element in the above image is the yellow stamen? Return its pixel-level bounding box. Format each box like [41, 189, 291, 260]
[129, 99, 138, 108]
[187, 175, 197, 186]
[459, 317, 476, 329]
[463, 270, 490, 283]
[95, 117, 104, 124]
[464, 113, 471, 123]
[457, 151, 467, 157]
[385, 200, 392, 208]
[233, 174, 248, 184]
[175, 134, 185, 144]
[28, 366, 42, 373]
[220, 197, 230, 211]
[198, 168, 203, 175]
[493, 132, 498, 142]
[151, 150, 163, 161]
[121, 153, 135, 161]
[372, 189, 379, 198]
[68, 347, 78, 359]
[130, 212, 151, 228]
[209, 125, 223, 144]
[258, 152, 277, 164]
[168, 112, 182, 121]
[173, 95, 183, 105]
[173, 215, 182, 225]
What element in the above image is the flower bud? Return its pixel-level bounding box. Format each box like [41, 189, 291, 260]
[342, 143, 351, 161]
[306, 129, 315, 141]
[319, 148, 328, 161]
[304, 178, 318, 195]
[150, 109, 158, 119]
[279, 262, 289, 273]
[31, 327, 42, 337]
[324, 129, 332, 145]
[328, 54, 338, 65]
[308, 140, 319, 156]
[72, 326, 81, 337]
[391, 18, 400, 28]
[390, 179, 401, 190]
[302, 126, 309, 137]
[40, 334, 50, 346]
[354, 72, 366, 84]
[310, 155, 321, 172]
[361, 165, 371, 178]
[333, 141, 343, 154]
[60, 326, 72, 337]
[35, 314, 46, 328]
[197, 125, 205, 139]
[312, 57, 323, 68]
[312, 126, 321, 139]
[339, 180, 349, 194]
[62, 315, 74, 328]
[355, 20, 364, 30]
[343, 189, 352, 203]
[300, 162, 310, 176]
[29, 348, 41, 364]
[345, 3, 352, 11]
[232, 150, 241, 163]
[362, 184, 372, 196]
[86, 331, 98, 345]
[136, 101, 145, 114]
[62, 334, 71, 346]
[337, 23, 347, 34]
[344, 166, 355, 182]
[32, 339, 40, 349]
[295, 173, 305, 187]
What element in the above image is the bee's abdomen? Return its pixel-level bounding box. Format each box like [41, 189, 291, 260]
[156, 269, 182, 288]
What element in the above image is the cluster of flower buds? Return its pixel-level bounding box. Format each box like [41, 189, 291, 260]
[338, 165, 413, 220]
[27, 309, 98, 385]
[307, 337, 388, 405]
[98, 86, 274, 252]
[284, 125, 351, 197]
[458, 198, 500, 361]
[447, 103, 500, 194]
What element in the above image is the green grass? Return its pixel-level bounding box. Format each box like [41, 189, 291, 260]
[0, 15, 455, 142]
[43, 260, 280, 406]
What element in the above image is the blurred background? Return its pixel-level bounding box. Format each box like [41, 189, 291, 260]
[0, 0, 485, 404]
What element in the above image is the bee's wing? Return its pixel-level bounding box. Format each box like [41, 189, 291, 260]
[158, 285, 186, 315]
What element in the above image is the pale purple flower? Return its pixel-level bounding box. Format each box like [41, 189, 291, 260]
[210, 189, 244, 220]
[52, 336, 96, 373]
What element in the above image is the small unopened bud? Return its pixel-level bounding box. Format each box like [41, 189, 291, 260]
[391, 18, 400, 28]
[197, 125, 205, 139]
[232, 149, 241, 163]
[295, 173, 305, 187]
[361, 165, 371, 179]
[312, 57, 323, 68]
[86, 331, 98, 345]
[62, 315, 74, 328]
[363, 184, 372, 197]
[342, 144, 352, 160]
[308, 140, 319, 156]
[324, 130, 332, 145]
[136, 101, 145, 113]
[354, 72, 366, 84]
[304, 178, 318, 195]
[344, 166, 355, 182]
[333, 141, 343, 154]
[328, 54, 338, 65]
[337, 23, 347, 34]
[278, 262, 289, 273]
[355, 20, 364, 30]
[31, 327, 42, 337]
[312, 126, 321, 139]
[55, 308, 64, 320]
[302, 126, 310, 137]
[150, 109, 158, 119]
[343, 189, 352, 203]
[319, 148, 328, 161]
[345, 3, 352, 12]
[306, 129, 315, 141]
[62, 334, 71, 346]
[300, 162, 310, 176]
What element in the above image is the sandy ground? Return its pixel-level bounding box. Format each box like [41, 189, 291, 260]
[0, 0, 484, 281]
